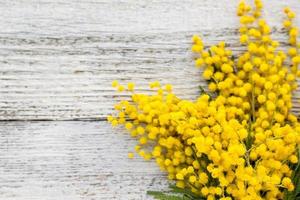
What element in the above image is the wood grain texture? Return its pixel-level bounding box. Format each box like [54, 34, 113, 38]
[0, 121, 168, 200]
[1, 0, 300, 120]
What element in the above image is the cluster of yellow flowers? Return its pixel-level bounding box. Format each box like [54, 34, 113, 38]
[108, 0, 300, 199]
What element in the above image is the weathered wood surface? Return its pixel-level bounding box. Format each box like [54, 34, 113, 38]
[1, 1, 300, 199]
[0, 121, 169, 200]
[0, 0, 300, 120]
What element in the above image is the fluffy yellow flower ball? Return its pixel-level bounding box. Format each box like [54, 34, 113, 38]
[109, 0, 300, 199]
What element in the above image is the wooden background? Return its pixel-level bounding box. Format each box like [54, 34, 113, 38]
[0, 0, 300, 199]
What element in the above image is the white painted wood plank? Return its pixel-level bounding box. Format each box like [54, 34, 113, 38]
[0, 0, 300, 120]
[0, 121, 168, 200]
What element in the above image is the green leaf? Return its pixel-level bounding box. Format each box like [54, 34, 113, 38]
[199, 86, 212, 98]
[284, 149, 300, 200]
[168, 185, 203, 199]
[147, 185, 205, 200]
[292, 150, 300, 198]
[147, 191, 183, 200]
